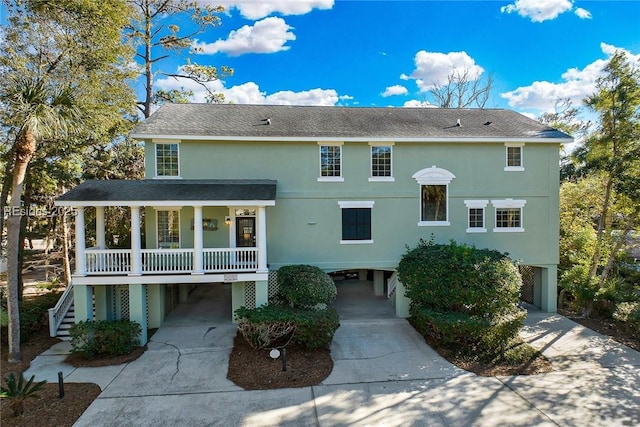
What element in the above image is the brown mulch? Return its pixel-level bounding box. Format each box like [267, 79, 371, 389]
[437, 346, 554, 377]
[419, 333, 554, 377]
[227, 332, 333, 389]
[0, 329, 146, 427]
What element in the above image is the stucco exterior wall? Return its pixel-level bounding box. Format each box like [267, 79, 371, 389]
[143, 138, 560, 273]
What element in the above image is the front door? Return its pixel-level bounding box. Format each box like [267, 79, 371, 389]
[236, 217, 256, 247]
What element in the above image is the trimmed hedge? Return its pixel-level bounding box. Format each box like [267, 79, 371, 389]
[398, 239, 522, 316]
[412, 306, 527, 349]
[275, 264, 337, 308]
[69, 320, 141, 357]
[235, 304, 340, 350]
[398, 239, 524, 350]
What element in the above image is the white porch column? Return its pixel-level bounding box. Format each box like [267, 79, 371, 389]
[74, 284, 93, 322]
[395, 277, 410, 318]
[540, 265, 558, 313]
[130, 206, 142, 276]
[192, 205, 204, 274]
[95, 206, 106, 249]
[74, 207, 86, 276]
[231, 282, 246, 323]
[373, 270, 384, 296]
[129, 284, 148, 345]
[257, 206, 268, 273]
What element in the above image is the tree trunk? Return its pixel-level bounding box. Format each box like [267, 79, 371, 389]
[17, 168, 34, 300]
[0, 145, 15, 249]
[589, 177, 614, 279]
[143, 9, 153, 118]
[7, 132, 36, 363]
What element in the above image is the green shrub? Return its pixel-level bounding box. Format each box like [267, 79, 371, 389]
[613, 302, 640, 333]
[412, 306, 526, 350]
[236, 305, 296, 349]
[398, 239, 521, 316]
[398, 239, 525, 350]
[275, 264, 337, 308]
[69, 320, 141, 357]
[290, 307, 340, 350]
[1, 373, 47, 417]
[0, 291, 63, 343]
[235, 304, 340, 350]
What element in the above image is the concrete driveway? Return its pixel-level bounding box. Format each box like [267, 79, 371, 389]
[58, 311, 638, 426]
[24, 281, 640, 426]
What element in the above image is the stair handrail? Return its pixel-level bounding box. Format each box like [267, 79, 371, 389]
[387, 272, 398, 298]
[48, 282, 74, 337]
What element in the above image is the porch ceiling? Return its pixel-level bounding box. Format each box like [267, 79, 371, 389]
[55, 179, 277, 207]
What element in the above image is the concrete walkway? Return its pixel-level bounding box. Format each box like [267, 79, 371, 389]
[25, 306, 640, 426]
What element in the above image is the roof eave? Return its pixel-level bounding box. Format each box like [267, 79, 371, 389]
[131, 134, 573, 144]
[55, 199, 277, 207]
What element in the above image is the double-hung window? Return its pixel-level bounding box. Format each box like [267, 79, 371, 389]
[338, 201, 373, 244]
[413, 166, 455, 226]
[369, 142, 394, 182]
[318, 142, 344, 182]
[155, 141, 180, 177]
[157, 209, 180, 248]
[464, 200, 488, 233]
[492, 199, 526, 232]
[504, 143, 525, 171]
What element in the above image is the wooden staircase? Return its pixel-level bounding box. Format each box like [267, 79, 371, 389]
[55, 303, 75, 340]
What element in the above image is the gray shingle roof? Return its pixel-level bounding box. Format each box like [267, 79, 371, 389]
[56, 179, 277, 206]
[130, 104, 572, 141]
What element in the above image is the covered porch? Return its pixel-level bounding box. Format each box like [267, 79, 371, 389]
[53, 179, 277, 344]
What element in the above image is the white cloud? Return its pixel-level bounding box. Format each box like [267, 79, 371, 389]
[403, 100, 436, 108]
[155, 67, 347, 105]
[193, 17, 295, 56]
[404, 50, 484, 92]
[574, 7, 592, 19]
[382, 85, 408, 97]
[264, 88, 341, 105]
[501, 43, 640, 112]
[214, 0, 334, 20]
[500, 0, 591, 23]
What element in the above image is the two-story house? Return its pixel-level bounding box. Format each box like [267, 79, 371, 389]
[52, 104, 572, 344]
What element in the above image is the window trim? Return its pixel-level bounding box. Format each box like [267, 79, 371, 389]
[504, 143, 525, 172]
[154, 140, 181, 178]
[413, 166, 455, 226]
[492, 199, 526, 232]
[338, 201, 374, 244]
[368, 142, 395, 182]
[156, 208, 181, 249]
[464, 200, 488, 233]
[318, 142, 344, 182]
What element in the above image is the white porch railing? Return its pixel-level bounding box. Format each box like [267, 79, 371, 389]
[86, 248, 131, 275]
[83, 247, 259, 275]
[387, 272, 398, 298]
[48, 284, 74, 337]
[204, 248, 258, 272]
[142, 249, 193, 273]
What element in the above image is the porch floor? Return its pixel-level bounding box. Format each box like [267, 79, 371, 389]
[163, 284, 232, 326]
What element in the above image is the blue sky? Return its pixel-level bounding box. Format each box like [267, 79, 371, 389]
[1, 1, 638, 119]
[152, 0, 639, 119]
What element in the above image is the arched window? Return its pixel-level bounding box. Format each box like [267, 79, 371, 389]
[412, 166, 455, 226]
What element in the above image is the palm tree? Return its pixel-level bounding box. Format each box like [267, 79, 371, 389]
[3, 76, 80, 362]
